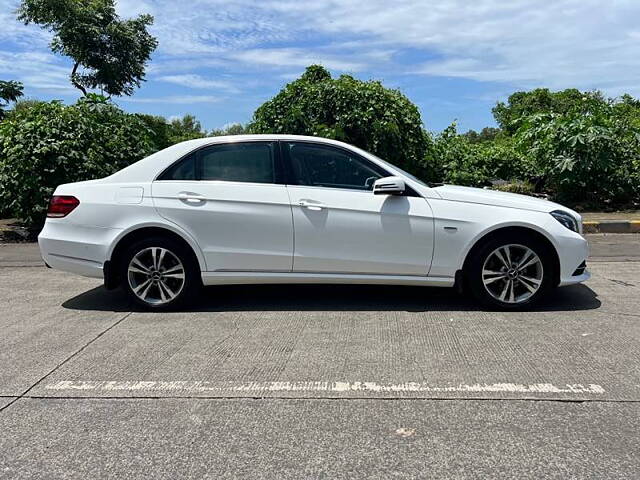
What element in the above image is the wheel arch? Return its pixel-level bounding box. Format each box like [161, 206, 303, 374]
[105, 223, 205, 289]
[459, 224, 561, 287]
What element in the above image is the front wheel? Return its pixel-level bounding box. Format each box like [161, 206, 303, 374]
[466, 234, 555, 310]
[119, 237, 200, 310]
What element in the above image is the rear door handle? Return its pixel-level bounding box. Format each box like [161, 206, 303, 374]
[178, 192, 205, 204]
[299, 200, 326, 211]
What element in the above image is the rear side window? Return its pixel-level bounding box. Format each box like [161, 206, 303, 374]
[200, 142, 275, 183]
[157, 142, 279, 183]
[159, 153, 196, 180]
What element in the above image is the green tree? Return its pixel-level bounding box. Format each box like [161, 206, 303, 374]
[210, 123, 248, 136]
[424, 123, 533, 188]
[135, 114, 172, 150]
[0, 80, 24, 119]
[493, 88, 605, 134]
[462, 127, 501, 143]
[17, 0, 158, 96]
[168, 114, 206, 144]
[516, 101, 640, 206]
[251, 65, 430, 175]
[0, 95, 155, 225]
[135, 114, 207, 151]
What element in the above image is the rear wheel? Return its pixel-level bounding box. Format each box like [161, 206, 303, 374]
[466, 233, 555, 310]
[119, 236, 200, 310]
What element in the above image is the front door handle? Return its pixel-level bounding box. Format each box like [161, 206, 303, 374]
[299, 200, 326, 211]
[178, 192, 205, 204]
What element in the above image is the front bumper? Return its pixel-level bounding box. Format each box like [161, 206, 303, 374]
[547, 218, 590, 287]
[559, 269, 591, 287]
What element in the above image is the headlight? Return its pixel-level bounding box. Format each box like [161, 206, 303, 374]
[551, 210, 580, 232]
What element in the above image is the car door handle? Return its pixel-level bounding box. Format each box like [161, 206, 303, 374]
[178, 192, 205, 204]
[299, 200, 326, 211]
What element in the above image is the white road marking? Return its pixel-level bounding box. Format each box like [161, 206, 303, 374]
[44, 380, 606, 395]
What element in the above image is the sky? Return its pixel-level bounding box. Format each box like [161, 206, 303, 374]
[1, 0, 640, 133]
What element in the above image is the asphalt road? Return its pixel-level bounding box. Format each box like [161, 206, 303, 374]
[1, 234, 639, 479]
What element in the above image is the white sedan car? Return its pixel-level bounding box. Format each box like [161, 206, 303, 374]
[39, 135, 589, 310]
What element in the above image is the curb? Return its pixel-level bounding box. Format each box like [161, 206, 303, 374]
[582, 220, 640, 234]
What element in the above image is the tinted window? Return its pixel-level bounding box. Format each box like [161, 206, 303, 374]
[159, 153, 196, 180]
[284, 142, 386, 190]
[201, 142, 275, 183]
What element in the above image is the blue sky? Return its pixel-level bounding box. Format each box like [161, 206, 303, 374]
[2, 0, 640, 133]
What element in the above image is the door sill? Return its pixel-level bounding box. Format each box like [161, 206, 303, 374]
[201, 271, 454, 287]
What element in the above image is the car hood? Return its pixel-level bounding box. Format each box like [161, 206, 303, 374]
[432, 184, 576, 215]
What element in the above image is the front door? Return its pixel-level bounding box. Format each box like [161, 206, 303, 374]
[152, 141, 293, 272]
[282, 141, 434, 276]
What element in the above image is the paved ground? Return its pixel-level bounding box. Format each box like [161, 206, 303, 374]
[1, 235, 639, 479]
[582, 210, 640, 221]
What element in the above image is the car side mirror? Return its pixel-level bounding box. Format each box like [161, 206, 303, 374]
[373, 176, 406, 195]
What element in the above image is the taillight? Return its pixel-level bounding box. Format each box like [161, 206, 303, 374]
[47, 196, 80, 218]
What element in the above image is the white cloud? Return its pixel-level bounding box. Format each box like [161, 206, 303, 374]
[0, 50, 76, 95]
[232, 48, 367, 72]
[157, 74, 238, 91]
[120, 95, 220, 104]
[262, 0, 640, 94]
[3, 0, 640, 100]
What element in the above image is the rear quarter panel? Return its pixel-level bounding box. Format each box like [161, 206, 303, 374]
[45, 181, 206, 271]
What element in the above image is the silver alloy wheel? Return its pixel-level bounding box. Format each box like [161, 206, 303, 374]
[127, 247, 185, 305]
[481, 243, 544, 304]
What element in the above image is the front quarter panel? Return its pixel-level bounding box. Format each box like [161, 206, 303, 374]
[428, 199, 585, 280]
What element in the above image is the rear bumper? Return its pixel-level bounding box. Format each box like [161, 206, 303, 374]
[38, 220, 122, 279]
[40, 250, 104, 278]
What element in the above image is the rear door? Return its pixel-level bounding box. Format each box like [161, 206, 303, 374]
[152, 141, 294, 272]
[282, 141, 434, 276]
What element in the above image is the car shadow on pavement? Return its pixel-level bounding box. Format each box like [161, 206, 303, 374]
[62, 283, 601, 313]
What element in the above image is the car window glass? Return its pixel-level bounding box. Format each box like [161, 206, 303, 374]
[200, 142, 275, 183]
[158, 153, 196, 180]
[285, 142, 385, 190]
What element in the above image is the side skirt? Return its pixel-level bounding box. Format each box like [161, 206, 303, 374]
[201, 271, 455, 287]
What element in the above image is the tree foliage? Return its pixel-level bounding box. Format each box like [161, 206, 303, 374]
[17, 0, 158, 96]
[210, 123, 248, 136]
[0, 95, 155, 225]
[136, 114, 207, 150]
[516, 99, 640, 206]
[424, 123, 533, 188]
[432, 88, 640, 208]
[492, 88, 605, 134]
[251, 65, 430, 174]
[462, 127, 501, 144]
[0, 80, 24, 119]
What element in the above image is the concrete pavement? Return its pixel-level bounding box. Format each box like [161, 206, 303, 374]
[1, 234, 639, 478]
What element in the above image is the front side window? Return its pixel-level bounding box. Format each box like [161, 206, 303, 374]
[200, 142, 275, 184]
[284, 142, 387, 190]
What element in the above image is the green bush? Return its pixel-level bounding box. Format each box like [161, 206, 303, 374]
[492, 180, 536, 195]
[136, 113, 206, 151]
[250, 65, 430, 176]
[424, 123, 535, 187]
[492, 88, 604, 135]
[0, 95, 155, 225]
[516, 102, 640, 207]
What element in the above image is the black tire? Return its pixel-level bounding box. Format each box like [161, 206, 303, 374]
[466, 232, 556, 310]
[119, 236, 201, 310]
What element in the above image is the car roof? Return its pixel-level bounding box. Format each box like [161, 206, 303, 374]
[104, 133, 438, 197]
[108, 135, 371, 182]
